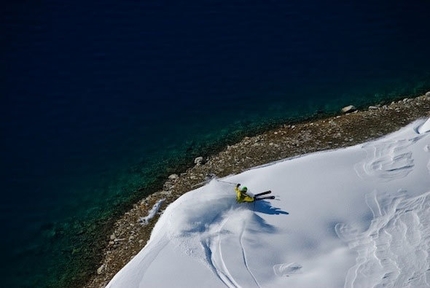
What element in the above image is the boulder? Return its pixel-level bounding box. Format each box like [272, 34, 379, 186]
[341, 105, 357, 114]
[168, 174, 179, 180]
[194, 156, 204, 165]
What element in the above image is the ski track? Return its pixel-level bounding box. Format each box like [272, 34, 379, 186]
[209, 212, 240, 288]
[211, 208, 262, 288]
[425, 144, 430, 174]
[166, 187, 239, 287]
[204, 204, 277, 288]
[168, 181, 264, 288]
[190, 182, 271, 288]
[239, 217, 261, 288]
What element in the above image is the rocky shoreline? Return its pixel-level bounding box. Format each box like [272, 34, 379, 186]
[84, 93, 429, 288]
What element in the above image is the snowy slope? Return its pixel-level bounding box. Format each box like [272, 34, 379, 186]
[107, 118, 430, 288]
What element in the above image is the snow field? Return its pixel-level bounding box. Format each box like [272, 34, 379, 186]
[107, 118, 430, 288]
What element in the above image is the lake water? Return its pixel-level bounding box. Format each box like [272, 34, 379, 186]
[1, 1, 429, 287]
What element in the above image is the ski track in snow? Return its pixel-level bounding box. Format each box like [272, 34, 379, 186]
[168, 182, 268, 288]
[239, 217, 261, 288]
[213, 208, 266, 288]
[207, 209, 242, 288]
[425, 144, 430, 174]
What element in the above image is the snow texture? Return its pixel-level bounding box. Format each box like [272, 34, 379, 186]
[107, 118, 430, 288]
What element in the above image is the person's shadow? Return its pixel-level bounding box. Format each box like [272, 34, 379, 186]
[253, 200, 289, 215]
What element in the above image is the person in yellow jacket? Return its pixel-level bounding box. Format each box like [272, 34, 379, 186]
[235, 183, 255, 203]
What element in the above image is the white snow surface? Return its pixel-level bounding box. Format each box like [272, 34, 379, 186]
[138, 199, 165, 226]
[107, 118, 430, 288]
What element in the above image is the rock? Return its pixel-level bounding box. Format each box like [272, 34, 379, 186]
[194, 156, 204, 165]
[168, 174, 179, 180]
[205, 173, 216, 181]
[97, 264, 105, 275]
[163, 182, 174, 191]
[341, 105, 357, 114]
[110, 234, 116, 240]
[425, 91, 430, 98]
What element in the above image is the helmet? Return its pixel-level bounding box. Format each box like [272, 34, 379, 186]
[242, 186, 248, 192]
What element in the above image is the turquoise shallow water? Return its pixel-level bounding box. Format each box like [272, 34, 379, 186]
[1, 1, 430, 287]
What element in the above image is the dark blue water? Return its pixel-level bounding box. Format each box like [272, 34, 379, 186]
[2, 1, 429, 287]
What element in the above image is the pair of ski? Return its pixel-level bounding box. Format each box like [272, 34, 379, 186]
[253, 190, 275, 201]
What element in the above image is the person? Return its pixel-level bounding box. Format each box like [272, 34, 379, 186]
[235, 183, 255, 203]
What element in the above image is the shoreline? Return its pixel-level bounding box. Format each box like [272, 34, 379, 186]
[84, 93, 430, 288]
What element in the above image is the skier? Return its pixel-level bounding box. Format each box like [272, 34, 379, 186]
[235, 184, 273, 203]
[235, 184, 255, 203]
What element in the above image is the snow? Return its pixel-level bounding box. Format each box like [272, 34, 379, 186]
[418, 118, 430, 134]
[107, 118, 430, 288]
[138, 199, 165, 226]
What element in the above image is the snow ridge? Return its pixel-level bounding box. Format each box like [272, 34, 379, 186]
[355, 135, 425, 181]
[337, 190, 430, 287]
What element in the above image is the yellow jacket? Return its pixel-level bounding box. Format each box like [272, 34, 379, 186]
[235, 186, 254, 203]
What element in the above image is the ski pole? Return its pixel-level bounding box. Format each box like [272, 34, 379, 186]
[206, 173, 237, 185]
[215, 179, 237, 185]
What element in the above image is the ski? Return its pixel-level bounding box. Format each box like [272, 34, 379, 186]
[254, 196, 275, 201]
[254, 190, 271, 197]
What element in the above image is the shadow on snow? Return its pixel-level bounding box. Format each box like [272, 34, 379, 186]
[252, 200, 289, 215]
